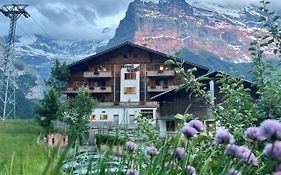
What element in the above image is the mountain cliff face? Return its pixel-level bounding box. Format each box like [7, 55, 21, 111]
[107, 0, 273, 64]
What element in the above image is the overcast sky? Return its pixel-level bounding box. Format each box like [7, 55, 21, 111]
[0, 0, 280, 41]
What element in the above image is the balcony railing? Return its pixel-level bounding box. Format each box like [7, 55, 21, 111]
[84, 71, 112, 78]
[147, 85, 175, 92]
[61, 86, 112, 93]
[146, 70, 175, 77]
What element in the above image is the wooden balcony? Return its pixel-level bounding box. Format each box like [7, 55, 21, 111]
[146, 70, 175, 77]
[84, 71, 112, 78]
[61, 87, 112, 94]
[147, 85, 175, 92]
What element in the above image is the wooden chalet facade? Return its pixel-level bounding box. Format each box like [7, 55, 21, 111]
[152, 71, 257, 136]
[63, 42, 209, 136]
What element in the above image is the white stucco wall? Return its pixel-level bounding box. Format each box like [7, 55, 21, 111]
[90, 107, 157, 127]
[120, 64, 140, 102]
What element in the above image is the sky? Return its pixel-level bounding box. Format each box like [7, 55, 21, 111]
[0, 0, 280, 41]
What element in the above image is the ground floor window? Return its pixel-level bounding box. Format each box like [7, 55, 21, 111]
[140, 109, 153, 119]
[89, 114, 96, 120]
[166, 121, 176, 131]
[100, 114, 108, 120]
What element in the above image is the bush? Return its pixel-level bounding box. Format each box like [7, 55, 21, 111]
[95, 134, 126, 148]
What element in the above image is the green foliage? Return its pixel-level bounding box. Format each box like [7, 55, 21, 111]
[35, 88, 61, 133]
[134, 113, 161, 147]
[46, 59, 70, 91]
[61, 88, 96, 137]
[216, 73, 256, 131]
[95, 134, 126, 148]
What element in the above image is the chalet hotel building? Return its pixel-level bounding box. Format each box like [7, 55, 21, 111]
[63, 42, 211, 137]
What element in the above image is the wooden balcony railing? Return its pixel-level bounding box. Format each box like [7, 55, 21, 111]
[84, 71, 112, 78]
[61, 86, 112, 93]
[147, 85, 175, 92]
[146, 70, 175, 77]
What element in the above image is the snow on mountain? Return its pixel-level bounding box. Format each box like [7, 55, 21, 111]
[107, 0, 278, 64]
[12, 35, 108, 79]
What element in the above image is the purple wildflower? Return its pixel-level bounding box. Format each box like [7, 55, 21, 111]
[187, 119, 205, 132]
[126, 169, 139, 175]
[263, 141, 281, 161]
[185, 165, 196, 175]
[126, 141, 136, 152]
[214, 129, 235, 145]
[225, 144, 239, 157]
[244, 127, 260, 141]
[225, 145, 258, 166]
[239, 150, 258, 166]
[146, 146, 158, 157]
[259, 119, 281, 140]
[182, 126, 198, 138]
[227, 169, 242, 175]
[273, 172, 281, 175]
[176, 147, 185, 160]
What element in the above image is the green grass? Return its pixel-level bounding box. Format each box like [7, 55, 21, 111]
[0, 119, 49, 174]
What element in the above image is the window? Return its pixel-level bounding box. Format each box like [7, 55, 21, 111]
[140, 109, 153, 119]
[100, 114, 108, 120]
[129, 114, 135, 124]
[124, 87, 136, 94]
[97, 65, 107, 72]
[166, 121, 176, 132]
[125, 72, 136, 80]
[89, 114, 96, 120]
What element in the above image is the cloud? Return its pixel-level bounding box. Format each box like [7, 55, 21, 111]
[0, 0, 280, 41]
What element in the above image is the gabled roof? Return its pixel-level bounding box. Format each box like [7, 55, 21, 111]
[67, 42, 209, 71]
[204, 71, 253, 85]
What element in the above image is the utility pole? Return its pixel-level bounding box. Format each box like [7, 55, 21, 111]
[0, 4, 30, 120]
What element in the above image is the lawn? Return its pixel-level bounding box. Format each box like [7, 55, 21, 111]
[0, 119, 49, 174]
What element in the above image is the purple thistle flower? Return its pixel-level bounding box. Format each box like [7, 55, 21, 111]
[187, 119, 205, 132]
[126, 169, 139, 175]
[185, 165, 196, 175]
[126, 141, 136, 152]
[263, 141, 281, 161]
[176, 147, 185, 160]
[259, 119, 281, 140]
[273, 172, 281, 175]
[244, 127, 260, 141]
[182, 126, 198, 138]
[214, 129, 235, 145]
[146, 146, 158, 157]
[227, 169, 242, 175]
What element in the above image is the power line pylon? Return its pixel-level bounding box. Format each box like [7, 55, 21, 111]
[0, 4, 30, 120]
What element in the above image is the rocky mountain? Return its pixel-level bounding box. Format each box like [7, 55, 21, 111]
[107, 0, 278, 74]
[12, 35, 108, 80]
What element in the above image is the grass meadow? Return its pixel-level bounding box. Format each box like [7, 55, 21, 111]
[0, 120, 49, 174]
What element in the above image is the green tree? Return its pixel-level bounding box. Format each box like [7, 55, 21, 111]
[61, 88, 96, 139]
[46, 59, 70, 91]
[35, 88, 61, 133]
